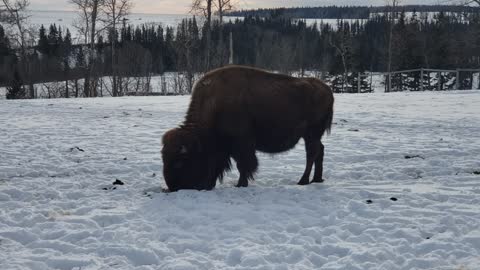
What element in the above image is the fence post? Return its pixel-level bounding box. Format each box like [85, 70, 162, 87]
[388, 73, 392, 93]
[400, 73, 403, 91]
[370, 72, 373, 93]
[437, 71, 441, 91]
[357, 72, 361, 93]
[420, 68, 424, 91]
[229, 31, 234, 65]
[456, 69, 460, 90]
[161, 75, 166, 95]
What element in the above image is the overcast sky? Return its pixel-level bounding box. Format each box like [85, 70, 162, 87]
[30, 0, 448, 14]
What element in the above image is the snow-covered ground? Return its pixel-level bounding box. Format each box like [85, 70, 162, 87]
[1, 91, 479, 270]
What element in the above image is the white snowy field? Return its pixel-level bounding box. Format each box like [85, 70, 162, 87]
[1, 91, 480, 270]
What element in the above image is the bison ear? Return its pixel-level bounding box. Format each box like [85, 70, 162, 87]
[180, 145, 188, 154]
[162, 128, 180, 145]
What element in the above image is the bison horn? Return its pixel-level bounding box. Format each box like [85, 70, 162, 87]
[180, 145, 188, 154]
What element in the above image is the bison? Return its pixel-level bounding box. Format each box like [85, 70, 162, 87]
[162, 65, 334, 191]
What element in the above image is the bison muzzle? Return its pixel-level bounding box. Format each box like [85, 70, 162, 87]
[162, 65, 334, 191]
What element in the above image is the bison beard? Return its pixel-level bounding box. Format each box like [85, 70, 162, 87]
[161, 65, 334, 191]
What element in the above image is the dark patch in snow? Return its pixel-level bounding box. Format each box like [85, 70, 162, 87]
[102, 186, 117, 191]
[333, 119, 348, 125]
[390, 197, 398, 201]
[366, 199, 373, 204]
[103, 116, 110, 119]
[348, 128, 359, 132]
[113, 179, 125, 185]
[143, 186, 168, 198]
[123, 157, 128, 160]
[404, 155, 425, 160]
[48, 104, 54, 106]
[472, 171, 480, 175]
[70, 146, 85, 152]
[152, 173, 156, 177]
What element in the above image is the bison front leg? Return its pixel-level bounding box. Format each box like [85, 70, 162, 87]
[231, 139, 258, 188]
[298, 137, 321, 185]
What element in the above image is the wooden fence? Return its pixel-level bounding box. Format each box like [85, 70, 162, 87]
[385, 68, 480, 93]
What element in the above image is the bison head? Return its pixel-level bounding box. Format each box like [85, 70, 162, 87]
[161, 128, 215, 192]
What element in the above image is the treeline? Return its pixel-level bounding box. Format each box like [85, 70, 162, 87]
[230, 12, 480, 81]
[228, 6, 370, 19]
[1, 10, 480, 96]
[227, 5, 480, 19]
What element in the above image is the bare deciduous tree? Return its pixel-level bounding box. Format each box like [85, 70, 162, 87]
[70, 0, 95, 44]
[191, 0, 237, 69]
[460, 0, 480, 5]
[385, 0, 402, 92]
[329, 32, 350, 93]
[70, 0, 104, 97]
[101, 0, 131, 96]
[213, 0, 236, 22]
[1, 0, 34, 98]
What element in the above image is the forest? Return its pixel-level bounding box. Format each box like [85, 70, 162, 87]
[227, 5, 480, 19]
[1, 6, 480, 98]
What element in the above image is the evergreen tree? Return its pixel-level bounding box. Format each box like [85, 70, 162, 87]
[38, 25, 49, 54]
[164, 26, 176, 70]
[47, 24, 61, 56]
[64, 29, 72, 48]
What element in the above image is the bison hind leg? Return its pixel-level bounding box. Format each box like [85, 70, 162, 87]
[298, 129, 327, 185]
[234, 155, 258, 188]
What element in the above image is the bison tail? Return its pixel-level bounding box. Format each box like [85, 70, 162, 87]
[324, 100, 334, 136]
[323, 95, 334, 135]
[309, 78, 334, 137]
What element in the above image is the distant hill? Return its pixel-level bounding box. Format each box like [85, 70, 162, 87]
[227, 5, 480, 19]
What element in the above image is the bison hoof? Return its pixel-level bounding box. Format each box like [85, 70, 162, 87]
[236, 181, 248, 188]
[311, 178, 325, 183]
[297, 179, 310, 186]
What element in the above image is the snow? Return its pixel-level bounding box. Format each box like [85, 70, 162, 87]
[28, 11, 192, 33]
[1, 91, 480, 269]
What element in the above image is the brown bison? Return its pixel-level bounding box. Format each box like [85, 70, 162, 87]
[162, 65, 334, 191]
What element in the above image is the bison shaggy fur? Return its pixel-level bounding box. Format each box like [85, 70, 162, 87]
[162, 65, 334, 191]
